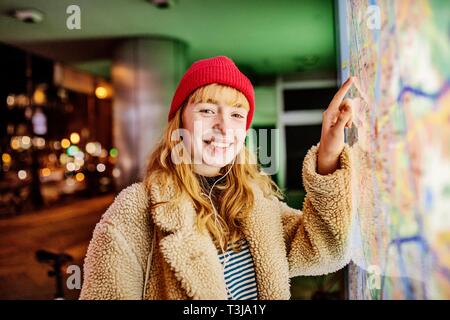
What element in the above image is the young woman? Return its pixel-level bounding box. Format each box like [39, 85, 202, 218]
[80, 56, 354, 300]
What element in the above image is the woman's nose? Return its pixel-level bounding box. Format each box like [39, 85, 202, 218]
[213, 113, 230, 134]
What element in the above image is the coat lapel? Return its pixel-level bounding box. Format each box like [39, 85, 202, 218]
[240, 185, 291, 300]
[149, 179, 228, 299]
[149, 177, 291, 300]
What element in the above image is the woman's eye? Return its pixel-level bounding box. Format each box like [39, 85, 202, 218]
[233, 113, 245, 119]
[200, 109, 214, 114]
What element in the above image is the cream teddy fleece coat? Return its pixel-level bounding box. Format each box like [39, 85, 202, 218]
[79, 144, 352, 300]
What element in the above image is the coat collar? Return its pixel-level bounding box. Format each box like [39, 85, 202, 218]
[148, 175, 291, 300]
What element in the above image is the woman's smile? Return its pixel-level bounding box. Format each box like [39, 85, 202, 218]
[203, 139, 234, 155]
[202, 136, 234, 154]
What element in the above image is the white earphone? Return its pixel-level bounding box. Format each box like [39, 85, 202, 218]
[200, 158, 235, 299]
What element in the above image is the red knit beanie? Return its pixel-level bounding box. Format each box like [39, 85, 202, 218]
[168, 56, 255, 130]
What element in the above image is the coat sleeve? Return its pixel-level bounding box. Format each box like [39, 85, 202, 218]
[79, 184, 151, 300]
[276, 143, 352, 277]
[80, 222, 143, 300]
[79, 220, 144, 299]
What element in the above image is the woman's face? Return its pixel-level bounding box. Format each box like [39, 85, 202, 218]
[181, 97, 248, 176]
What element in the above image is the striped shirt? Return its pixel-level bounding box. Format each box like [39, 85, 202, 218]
[218, 238, 258, 300]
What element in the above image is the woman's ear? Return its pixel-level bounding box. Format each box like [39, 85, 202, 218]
[179, 101, 188, 127]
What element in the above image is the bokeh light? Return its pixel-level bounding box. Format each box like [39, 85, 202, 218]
[70, 132, 80, 144]
[96, 163, 106, 172]
[75, 172, 85, 182]
[95, 86, 108, 99]
[41, 168, 51, 177]
[18, 170, 27, 180]
[67, 145, 79, 157]
[109, 148, 118, 158]
[66, 162, 76, 171]
[61, 138, 70, 149]
[2, 153, 11, 164]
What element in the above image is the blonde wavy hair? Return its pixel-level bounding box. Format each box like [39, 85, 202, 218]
[143, 84, 284, 252]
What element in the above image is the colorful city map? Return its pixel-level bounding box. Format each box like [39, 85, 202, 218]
[338, 0, 450, 299]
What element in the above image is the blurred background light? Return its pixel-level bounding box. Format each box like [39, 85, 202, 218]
[70, 132, 80, 144]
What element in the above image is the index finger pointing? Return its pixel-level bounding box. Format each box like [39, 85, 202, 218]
[329, 76, 355, 111]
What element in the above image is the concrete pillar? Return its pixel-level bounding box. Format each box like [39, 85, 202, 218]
[111, 37, 187, 189]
